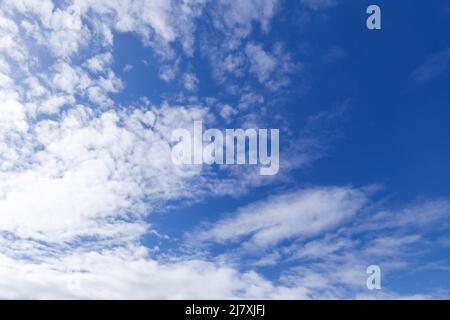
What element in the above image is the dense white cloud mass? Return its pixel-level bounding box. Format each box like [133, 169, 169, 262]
[0, 104, 209, 241]
[0, 244, 312, 299]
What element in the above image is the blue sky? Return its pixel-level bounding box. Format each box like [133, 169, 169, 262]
[0, 0, 449, 299]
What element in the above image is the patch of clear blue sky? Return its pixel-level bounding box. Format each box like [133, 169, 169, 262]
[106, 0, 449, 292]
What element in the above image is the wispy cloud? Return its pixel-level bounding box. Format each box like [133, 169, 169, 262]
[412, 47, 450, 84]
[300, 0, 337, 11]
[190, 186, 370, 249]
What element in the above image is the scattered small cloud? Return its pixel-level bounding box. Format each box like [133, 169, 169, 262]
[123, 64, 133, 72]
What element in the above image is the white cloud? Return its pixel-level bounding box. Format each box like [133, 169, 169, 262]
[219, 103, 237, 121]
[238, 92, 264, 110]
[201, 0, 283, 94]
[85, 52, 113, 73]
[0, 243, 312, 299]
[245, 42, 277, 83]
[183, 73, 199, 91]
[213, 0, 279, 42]
[0, 103, 212, 242]
[159, 63, 179, 82]
[123, 64, 133, 72]
[3, 0, 89, 58]
[191, 186, 369, 249]
[186, 184, 450, 298]
[74, 0, 207, 57]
